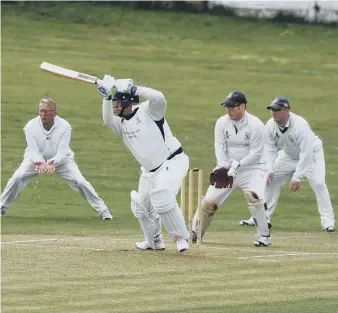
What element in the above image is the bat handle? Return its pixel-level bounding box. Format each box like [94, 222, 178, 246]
[96, 79, 102, 85]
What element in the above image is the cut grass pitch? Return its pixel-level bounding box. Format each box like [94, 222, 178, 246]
[1, 3, 337, 313]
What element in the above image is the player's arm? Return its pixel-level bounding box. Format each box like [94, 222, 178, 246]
[102, 98, 122, 136]
[237, 123, 266, 167]
[24, 129, 45, 164]
[214, 118, 231, 168]
[97, 75, 122, 136]
[133, 86, 167, 121]
[47, 127, 72, 167]
[292, 124, 313, 182]
[264, 126, 278, 173]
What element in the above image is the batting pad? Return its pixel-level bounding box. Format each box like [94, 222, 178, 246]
[245, 191, 270, 237]
[192, 201, 218, 237]
[159, 206, 190, 241]
[131, 190, 158, 249]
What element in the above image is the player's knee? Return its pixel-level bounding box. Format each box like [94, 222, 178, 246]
[311, 182, 326, 191]
[245, 190, 264, 212]
[12, 170, 25, 183]
[130, 190, 148, 219]
[149, 188, 176, 214]
[74, 175, 87, 187]
[201, 199, 218, 217]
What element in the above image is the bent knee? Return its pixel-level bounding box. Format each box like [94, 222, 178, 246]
[201, 199, 218, 217]
[150, 188, 176, 213]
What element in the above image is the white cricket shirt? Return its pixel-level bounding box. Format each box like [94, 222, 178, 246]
[214, 112, 266, 169]
[265, 112, 322, 182]
[102, 86, 181, 172]
[23, 116, 74, 166]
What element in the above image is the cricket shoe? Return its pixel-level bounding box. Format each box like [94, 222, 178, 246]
[254, 235, 271, 247]
[1, 206, 6, 217]
[99, 209, 113, 220]
[240, 217, 272, 229]
[176, 238, 189, 253]
[325, 226, 335, 232]
[135, 240, 166, 251]
[240, 217, 255, 226]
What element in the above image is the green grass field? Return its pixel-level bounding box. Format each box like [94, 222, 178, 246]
[1, 3, 337, 313]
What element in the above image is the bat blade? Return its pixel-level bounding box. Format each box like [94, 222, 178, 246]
[40, 62, 100, 84]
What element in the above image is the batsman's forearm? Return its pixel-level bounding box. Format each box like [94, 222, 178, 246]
[102, 99, 122, 137]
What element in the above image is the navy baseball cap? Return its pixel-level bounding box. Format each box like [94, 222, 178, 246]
[267, 97, 291, 110]
[221, 91, 247, 107]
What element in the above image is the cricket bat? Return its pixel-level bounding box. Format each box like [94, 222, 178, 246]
[40, 62, 101, 85]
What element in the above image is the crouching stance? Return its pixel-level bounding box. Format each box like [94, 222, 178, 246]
[1, 98, 112, 220]
[191, 91, 271, 247]
[98, 75, 190, 252]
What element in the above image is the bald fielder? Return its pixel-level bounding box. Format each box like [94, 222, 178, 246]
[240, 97, 335, 232]
[1, 98, 112, 220]
[191, 91, 271, 247]
[97, 75, 190, 252]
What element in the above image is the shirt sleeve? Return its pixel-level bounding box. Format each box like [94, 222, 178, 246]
[102, 98, 122, 137]
[214, 119, 231, 168]
[292, 124, 314, 182]
[135, 86, 166, 121]
[265, 126, 278, 173]
[24, 129, 45, 163]
[238, 123, 266, 167]
[48, 127, 72, 166]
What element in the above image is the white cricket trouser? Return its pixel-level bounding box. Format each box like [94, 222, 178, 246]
[195, 166, 269, 238]
[137, 152, 189, 240]
[0, 158, 108, 214]
[204, 167, 267, 205]
[266, 149, 335, 228]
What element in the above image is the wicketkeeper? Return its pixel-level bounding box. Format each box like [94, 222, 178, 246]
[1, 98, 112, 220]
[97, 75, 190, 252]
[191, 91, 271, 247]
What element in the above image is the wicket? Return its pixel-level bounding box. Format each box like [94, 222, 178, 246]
[180, 168, 203, 246]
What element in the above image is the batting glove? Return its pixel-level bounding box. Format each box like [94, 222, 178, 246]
[98, 75, 116, 100]
[115, 78, 134, 93]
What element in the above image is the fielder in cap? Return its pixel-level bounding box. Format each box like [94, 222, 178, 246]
[240, 97, 335, 232]
[191, 91, 271, 247]
[97, 75, 190, 252]
[1, 98, 112, 220]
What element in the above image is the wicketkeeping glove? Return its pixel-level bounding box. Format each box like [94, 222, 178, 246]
[98, 75, 116, 100]
[210, 168, 230, 189]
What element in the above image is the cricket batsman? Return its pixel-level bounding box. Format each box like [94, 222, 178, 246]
[1, 98, 112, 220]
[97, 75, 190, 252]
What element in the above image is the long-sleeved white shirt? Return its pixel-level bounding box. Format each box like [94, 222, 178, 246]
[102, 86, 181, 172]
[23, 116, 74, 166]
[214, 112, 266, 170]
[265, 112, 322, 182]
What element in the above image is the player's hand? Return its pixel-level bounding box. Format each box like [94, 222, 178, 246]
[266, 173, 274, 185]
[45, 160, 55, 174]
[115, 78, 133, 93]
[98, 75, 115, 100]
[289, 180, 300, 192]
[34, 162, 46, 174]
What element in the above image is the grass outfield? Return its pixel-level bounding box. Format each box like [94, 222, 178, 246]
[1, 3, 338, 313]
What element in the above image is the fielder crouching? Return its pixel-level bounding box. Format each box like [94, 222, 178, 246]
[97, 75, 190, 252]
[0, 98, 112, 220]
[191, 91, 271, 247]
